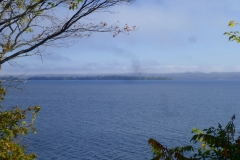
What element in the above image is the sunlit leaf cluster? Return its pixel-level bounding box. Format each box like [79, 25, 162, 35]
[224, 20, 240, 42]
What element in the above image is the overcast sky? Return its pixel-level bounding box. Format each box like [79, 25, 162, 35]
[3, 0, 240, 75]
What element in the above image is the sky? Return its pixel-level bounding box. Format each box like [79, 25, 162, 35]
[3, 0, 240, 75]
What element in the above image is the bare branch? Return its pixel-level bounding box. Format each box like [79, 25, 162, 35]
[0, 0, 136, 66]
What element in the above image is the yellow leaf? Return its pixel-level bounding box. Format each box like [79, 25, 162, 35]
[229, 20, 235, 28]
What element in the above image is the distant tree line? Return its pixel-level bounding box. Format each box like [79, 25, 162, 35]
[27, 76, 172, 80]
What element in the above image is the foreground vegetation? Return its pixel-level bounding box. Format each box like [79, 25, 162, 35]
[0, 85, 40, 159]
[149, 115, 240, 160]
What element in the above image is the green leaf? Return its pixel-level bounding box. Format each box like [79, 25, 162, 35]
[190, 135, 198, 142]
[229, 35, 234, 41]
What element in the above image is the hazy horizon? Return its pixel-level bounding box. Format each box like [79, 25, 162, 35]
[3, 71, 240, 78]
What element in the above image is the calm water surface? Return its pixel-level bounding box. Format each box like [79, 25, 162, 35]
[3, 80, 240, 160]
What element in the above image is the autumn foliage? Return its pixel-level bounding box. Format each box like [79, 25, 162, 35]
[0, 84, 40, 159]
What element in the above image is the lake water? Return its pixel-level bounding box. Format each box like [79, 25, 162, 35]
[3, 80, 240, 160]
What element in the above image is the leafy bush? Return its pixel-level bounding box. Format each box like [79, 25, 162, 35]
[149, 115, 240, 160]
[0, 85, 40, 160]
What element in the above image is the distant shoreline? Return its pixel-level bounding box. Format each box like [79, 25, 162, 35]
[3, 72, 240, 80]
[26, 76, 172, 80]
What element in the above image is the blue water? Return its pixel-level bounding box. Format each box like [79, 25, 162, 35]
[3, 80, 240, 160]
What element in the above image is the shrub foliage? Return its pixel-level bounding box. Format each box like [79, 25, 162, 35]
[149, 115, 240, 160]
[0, 85, 40, 160]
